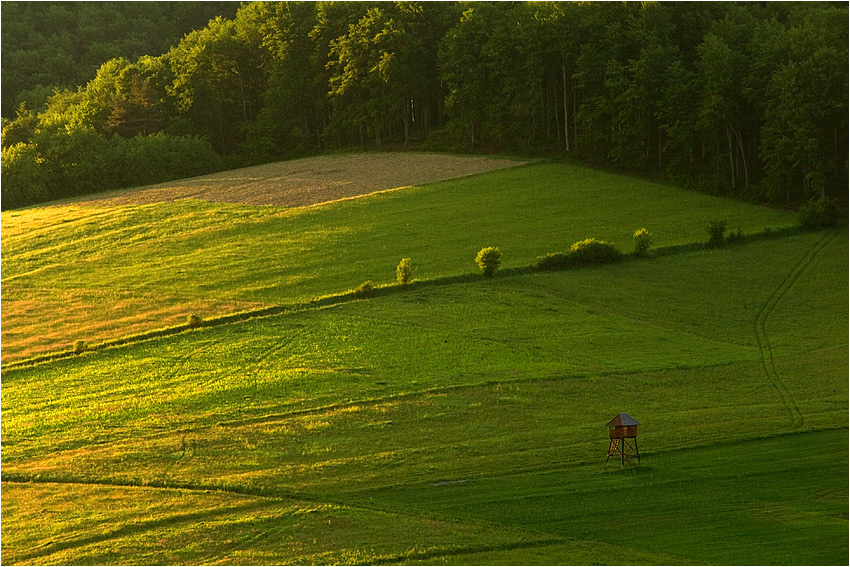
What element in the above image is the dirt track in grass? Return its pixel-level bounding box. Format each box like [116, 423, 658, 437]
[66, 153, 524, 208]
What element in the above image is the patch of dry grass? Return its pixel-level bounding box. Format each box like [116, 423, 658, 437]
[0, 286, 269, 362]
[62, 153, 524, 208]
[2, 153, 523, 363]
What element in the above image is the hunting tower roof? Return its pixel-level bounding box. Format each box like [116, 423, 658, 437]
[607, 413, 639, 427]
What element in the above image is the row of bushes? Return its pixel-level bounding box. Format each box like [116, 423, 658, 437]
[363, 204, 840, 290]
[537, 238, 625, 271]
[1, 129, 223, 209]
[352, 236, 631, 299]
[705, 198, 839, 249]
[63, 212, 833, 360]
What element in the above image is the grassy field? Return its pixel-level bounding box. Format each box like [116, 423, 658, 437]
[1, 154, 847, 565]
[59, 152, 525, 208]
[2, 158, 796, 362]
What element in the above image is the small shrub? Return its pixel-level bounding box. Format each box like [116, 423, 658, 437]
[396, 258, 414, 285]
[475, 246, 501, 277]
[633, 228, 652, 257]
[706, 219, 728, 247]
[726, 226, 743, 245]
[798, 200, 820, 230]
[536, 252, 570, 271]
[354, 280, 375, 298]
[819, 197, 841, 227]
[799, 196, 840, 230]
[187, 314, 203, 328]
[73, 340, 87, 354]
[568, 238, 623, 267]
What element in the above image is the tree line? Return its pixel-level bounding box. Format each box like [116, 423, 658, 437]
[2, 1, 847, 210]
[1, 2, 239, 116]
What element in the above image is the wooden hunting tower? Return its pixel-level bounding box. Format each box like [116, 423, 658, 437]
[606, 413, 640, 468]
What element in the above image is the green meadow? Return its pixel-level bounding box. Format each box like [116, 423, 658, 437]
[2, 162, 796, 361]
[1, 158, 847, 565]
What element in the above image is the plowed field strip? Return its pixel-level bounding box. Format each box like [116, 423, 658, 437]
[62, 153, 525, 208]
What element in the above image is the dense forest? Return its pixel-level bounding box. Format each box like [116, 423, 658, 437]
[0, 2, 239, 116]
[2, 1, 847, 210]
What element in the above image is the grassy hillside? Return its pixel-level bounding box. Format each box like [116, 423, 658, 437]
[1, 154, 846, 564]
[2, 159, 796, 362]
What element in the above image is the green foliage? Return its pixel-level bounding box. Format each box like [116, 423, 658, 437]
[536, 252, 570, 271]
[475, 246, 501, 277]
[798, 197, 841, 230]
[633, 228, 652, 257]
[72, 340, 87, 355]
[354, 281, 375, 298]
[186, 314, 203, 328]
[567, 238, 623, 267]
[1, 103, 38, 148]
[106, 75, 166, 138]
[111, 133, 224, 188]
[0, 130, 222, 210]
[726, 226, 744, 245]
[1, 2, 238, 116]
[396, 258, 414, 285]
[3, 2, 848, 208]
[538, 239, 624, 271]
[706, 219, 728, 247]
[0, 142, 50, 209]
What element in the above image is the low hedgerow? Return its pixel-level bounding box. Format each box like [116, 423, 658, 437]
[354, 280, 375, 298]
[726, 226, 744, 245]
[537, 239, 623, 270]
[536, 252, 571, 271]
[567, 238, 623, 267]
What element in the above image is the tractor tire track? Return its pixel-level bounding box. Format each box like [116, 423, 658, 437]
[157, 340, 215, 383]
[12, 497, 280, 564]
[753, 230, 835, 429]
[251, 333, 293, 366]
[4, 474, 563, 565]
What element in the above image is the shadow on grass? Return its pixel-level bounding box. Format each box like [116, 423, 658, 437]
[12, 497, 281, 563]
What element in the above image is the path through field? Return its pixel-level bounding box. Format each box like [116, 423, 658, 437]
[753, 230, 837, 429]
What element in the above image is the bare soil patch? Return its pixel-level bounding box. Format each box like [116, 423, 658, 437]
[66, 153, 524, 208]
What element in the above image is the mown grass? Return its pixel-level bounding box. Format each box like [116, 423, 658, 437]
[2, 481, 572, 566]
[396, 430, 848, 566]
[2, 215, 846, 565]
[5, 232, 844, 457]
[1, 161, 797, 361]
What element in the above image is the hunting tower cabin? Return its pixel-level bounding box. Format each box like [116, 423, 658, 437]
[606, 413, 640, 467]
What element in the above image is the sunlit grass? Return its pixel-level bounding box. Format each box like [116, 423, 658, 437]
[0, 155, 844, 564]
[2, 482, 569, 566]
[1, 161, 797, 362]
[3, 227, 846, 563]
